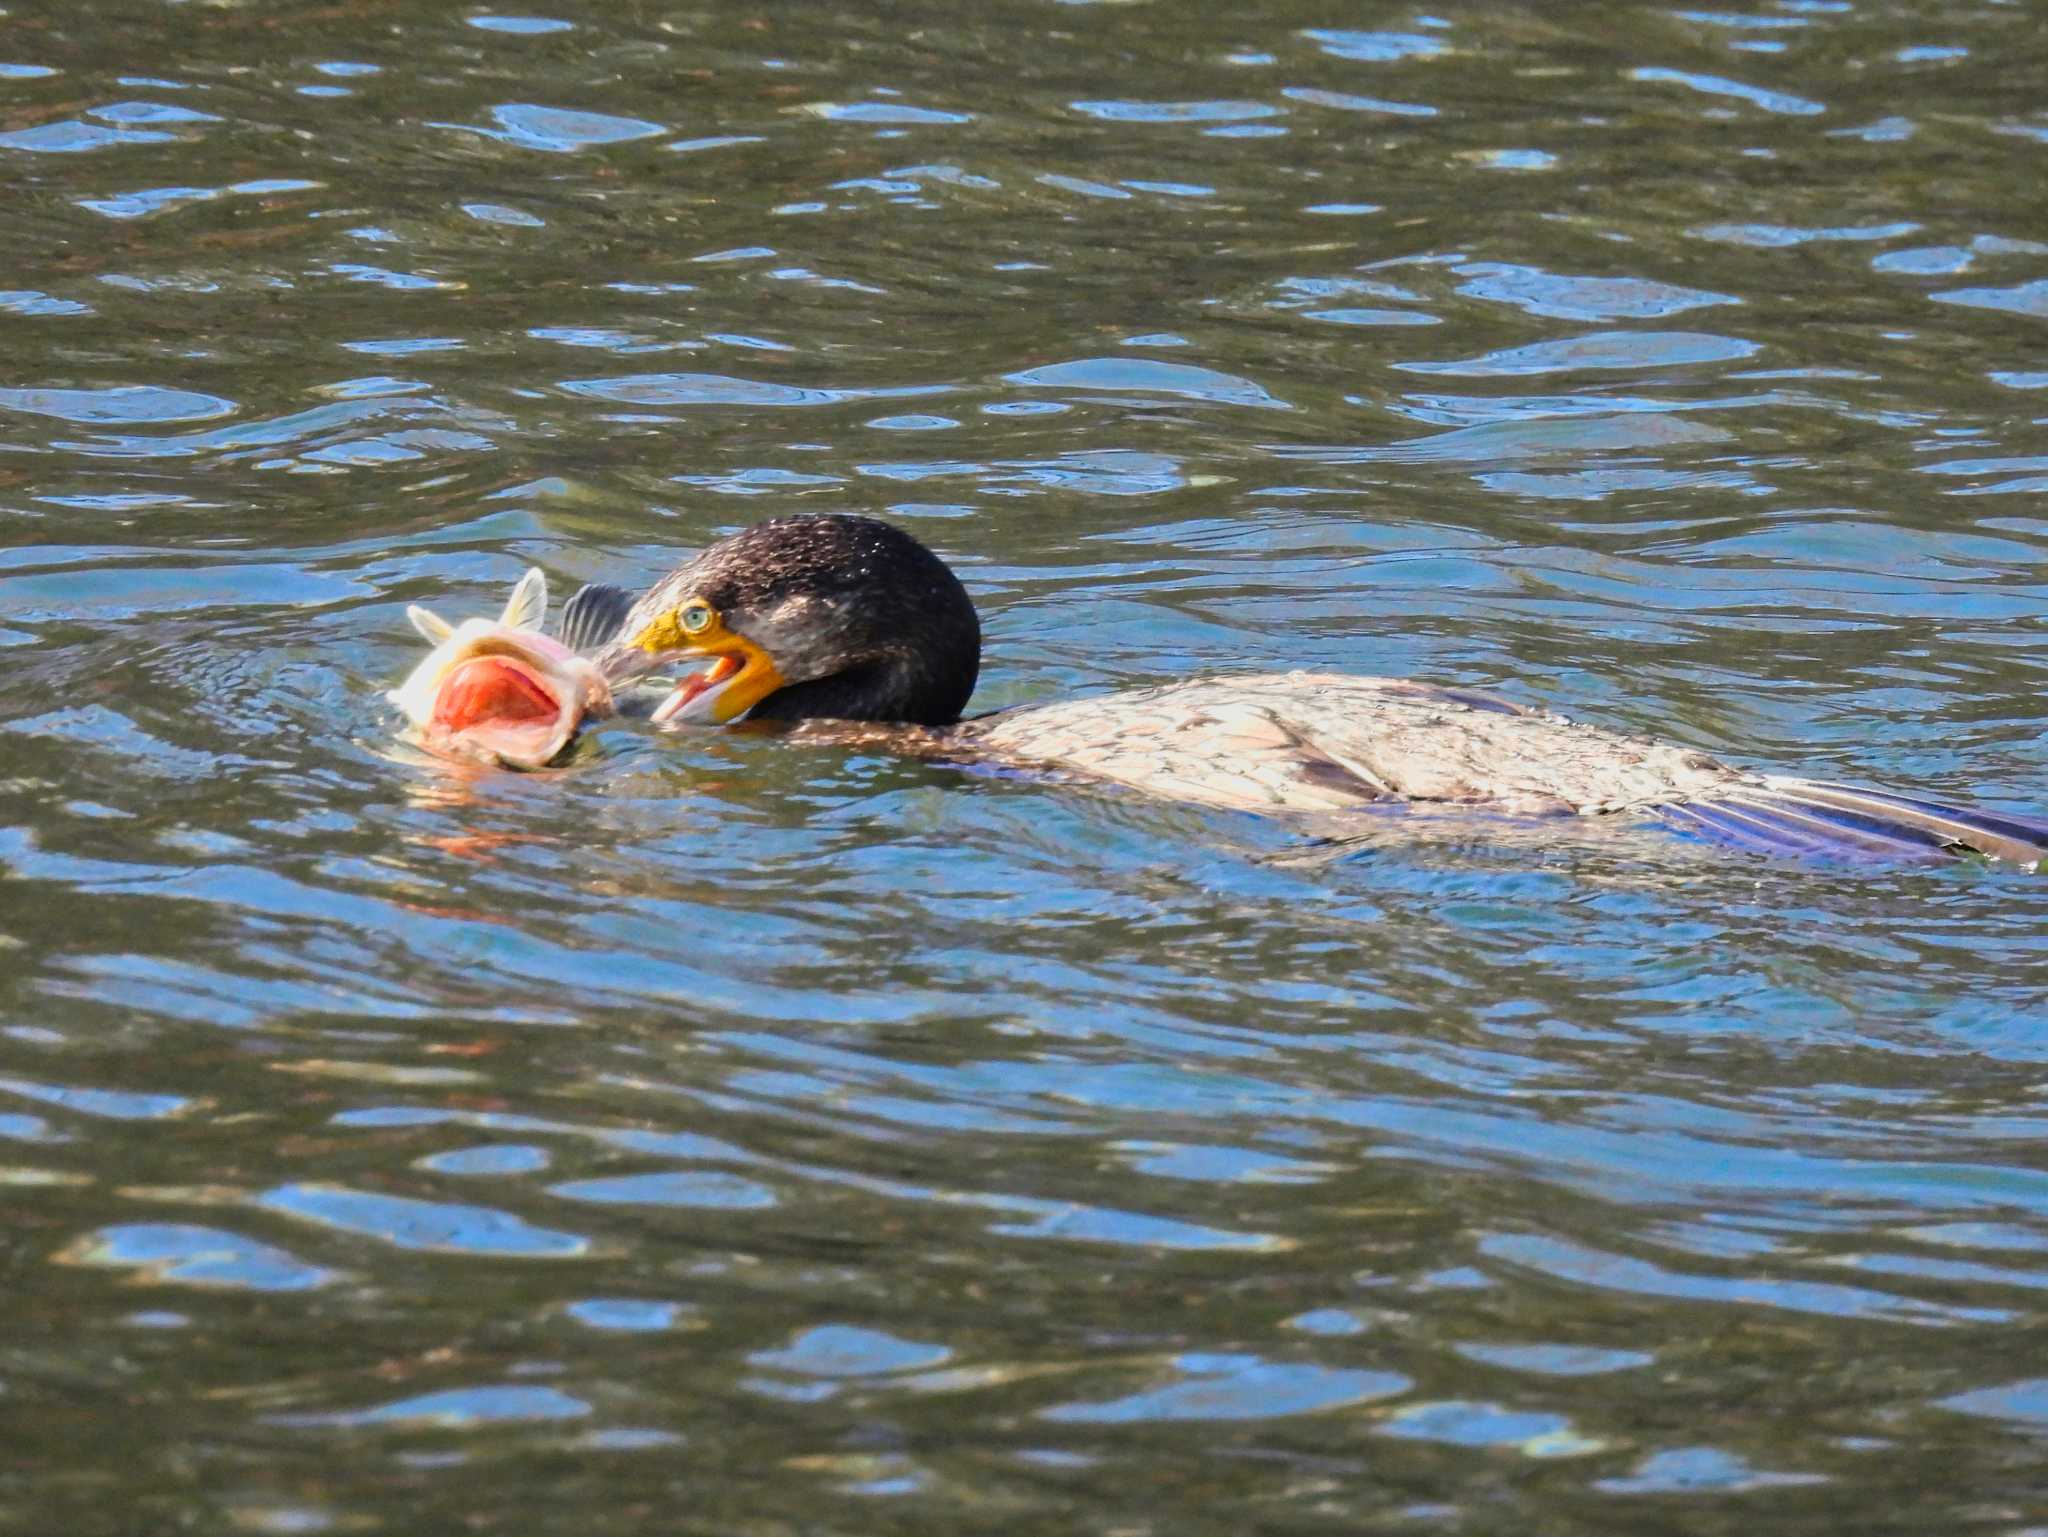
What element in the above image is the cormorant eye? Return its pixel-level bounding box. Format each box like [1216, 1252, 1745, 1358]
[679, 601, 716, 635]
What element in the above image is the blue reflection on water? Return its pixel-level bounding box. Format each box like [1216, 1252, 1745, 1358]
[278, 1385, 592, 1428]
[1043, 1355, 1409, 1423]
[67, 1223, 336, 1291]
[257, 1183, 589, 1257]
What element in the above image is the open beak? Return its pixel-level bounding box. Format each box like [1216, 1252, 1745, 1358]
[598, 625, 785, 726]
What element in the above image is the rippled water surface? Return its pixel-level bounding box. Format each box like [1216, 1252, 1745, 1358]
[5, 1, 2048, 1531]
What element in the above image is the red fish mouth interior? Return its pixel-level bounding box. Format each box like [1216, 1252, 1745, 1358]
[432, 655, 561, 731]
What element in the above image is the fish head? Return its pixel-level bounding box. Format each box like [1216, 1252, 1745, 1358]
[388, 569, 614, 769]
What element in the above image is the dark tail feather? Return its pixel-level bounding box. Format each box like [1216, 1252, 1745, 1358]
[1658, 779, 2048, 868]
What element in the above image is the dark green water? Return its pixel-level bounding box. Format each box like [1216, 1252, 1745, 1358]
[4, 1, 2048, 1531]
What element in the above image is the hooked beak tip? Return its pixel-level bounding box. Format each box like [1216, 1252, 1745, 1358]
[595, 643, 656, 686]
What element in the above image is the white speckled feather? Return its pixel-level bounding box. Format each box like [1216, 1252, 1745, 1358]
[961, 672, 1744, 817]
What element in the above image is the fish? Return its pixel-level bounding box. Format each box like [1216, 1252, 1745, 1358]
[388, 569, 614, 769]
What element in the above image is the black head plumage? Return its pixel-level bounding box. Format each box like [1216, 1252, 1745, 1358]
[597, 514, 982, 726]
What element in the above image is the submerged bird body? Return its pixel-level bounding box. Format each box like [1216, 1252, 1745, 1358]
[451, 512, 2044, 867]
[952, 672, 2048, 863]
[959, 672, 1732, 817]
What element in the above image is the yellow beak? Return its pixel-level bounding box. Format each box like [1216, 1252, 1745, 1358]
[627, 614, 786, 725]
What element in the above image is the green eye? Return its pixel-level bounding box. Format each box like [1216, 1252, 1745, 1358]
[679, 601, 715, 635]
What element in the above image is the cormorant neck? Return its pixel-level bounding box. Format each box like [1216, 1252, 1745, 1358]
[749, 647, 976, 727]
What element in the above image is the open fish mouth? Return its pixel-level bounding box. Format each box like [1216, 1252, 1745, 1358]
[436, 653, 561, 727]
[389, 570, 613, 769]
[425, 645, 589, 767]
[409, 633, 606, 769]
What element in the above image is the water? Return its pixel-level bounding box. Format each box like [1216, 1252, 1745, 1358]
[4, 1, 2048, 1530]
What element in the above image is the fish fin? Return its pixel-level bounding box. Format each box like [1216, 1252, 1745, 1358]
[407, 605, 455, 645]
[499, 567, 548, 632]
[1661, 778, 2048, 868]
[558, 582, 637, 655]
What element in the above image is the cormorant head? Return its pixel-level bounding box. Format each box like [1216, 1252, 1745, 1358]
[595, 514, 982, 727]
